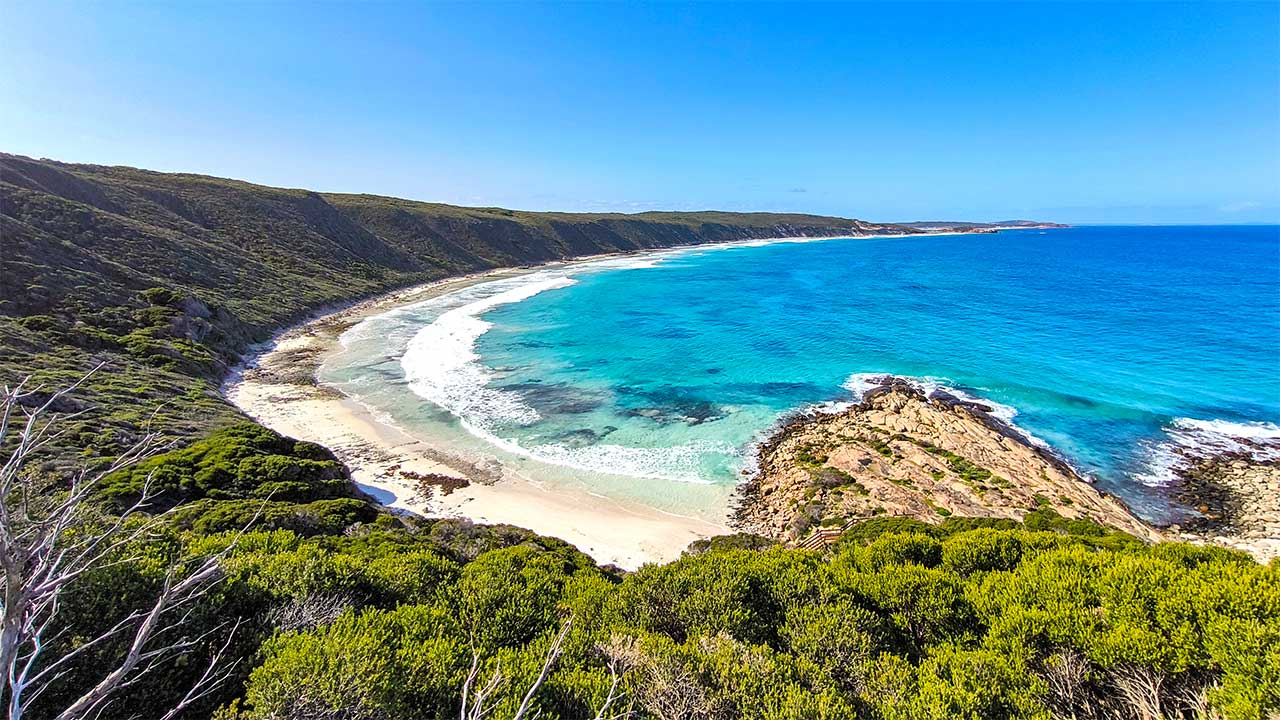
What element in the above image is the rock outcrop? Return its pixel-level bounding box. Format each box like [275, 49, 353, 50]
[734, 377, 1162, 543]
[1166, 440, 1280, 561]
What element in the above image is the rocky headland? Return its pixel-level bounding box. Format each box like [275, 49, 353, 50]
[733, 377, 1163, 544]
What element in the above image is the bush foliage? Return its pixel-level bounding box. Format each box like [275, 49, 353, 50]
[45, 482, 1280, 720]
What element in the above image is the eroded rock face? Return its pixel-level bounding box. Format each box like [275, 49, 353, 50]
[734, 379, 1162, 543]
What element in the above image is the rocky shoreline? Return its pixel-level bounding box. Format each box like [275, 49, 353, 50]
[733, 377, 1163, 544]
[733, 376, 1280, 561]
[1163, 433, 1280, 560]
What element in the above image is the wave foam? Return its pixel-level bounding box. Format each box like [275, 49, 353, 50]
[398, 271, 738, 485]
[1136, 417, 1280, 487]
[401, 275, 577, 430]
[841, 372, 1021, 426]
[493, 434, 732, 484]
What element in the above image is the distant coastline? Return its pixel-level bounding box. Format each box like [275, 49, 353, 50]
[900, 220, 1071, 233]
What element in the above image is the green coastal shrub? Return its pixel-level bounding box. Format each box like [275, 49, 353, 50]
[101, 422, 348, 506]
[37, 516, 1280, 720]
[832, 517, 941, 548]
[942, 528, 1025, 575]
[171, 497, 378, 536]
[861, 532, 945, 571]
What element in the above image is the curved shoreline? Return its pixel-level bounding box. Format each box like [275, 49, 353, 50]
[225, 264, 735, 570]
[226, 228, 1098, 568]
[224, 234, 921, 567]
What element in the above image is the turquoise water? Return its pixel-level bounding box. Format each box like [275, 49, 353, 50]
[323, 226, 1280, 523]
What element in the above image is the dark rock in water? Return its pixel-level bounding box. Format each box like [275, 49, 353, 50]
[549, 425, 619, 449]
[554, 428, 603, 449]
[1060, 393, 1098, 409]
[930, 388, 992, 414]
[616, 384, 728, 425]
[500, 381, 605, 415]
[625, 400, 725, 426]
[682, 401, 725, 424]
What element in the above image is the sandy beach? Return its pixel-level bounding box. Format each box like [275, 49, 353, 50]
[224, 267, 732, 569]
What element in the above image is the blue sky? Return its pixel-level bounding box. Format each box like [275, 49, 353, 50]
[2, 2, 1277, 224]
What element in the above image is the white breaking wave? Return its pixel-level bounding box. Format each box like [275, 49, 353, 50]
[1135, 417, 1280, 487]
[398, 270, 736, 484]
[841, 372, 1021, 426]
[483, 432, 731, 484]
[401, 275, 578, 430]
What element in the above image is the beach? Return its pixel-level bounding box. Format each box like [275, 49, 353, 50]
[224, 225, 1280, 567]
[223, 234, 928, 568]
[224, 268, 732, 569]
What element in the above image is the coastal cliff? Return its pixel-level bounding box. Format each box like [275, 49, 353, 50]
[733, 377, 1163, 543]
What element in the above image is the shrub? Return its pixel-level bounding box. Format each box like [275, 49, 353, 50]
[942, 529, 1025, 575]
[833, 517, 941, 549]
[172, 497, 378, 536]
[864, 533, 945, 571]
[101, 422, 349, 506]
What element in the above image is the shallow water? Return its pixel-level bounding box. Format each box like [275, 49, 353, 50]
[321, 226, 1280, 523]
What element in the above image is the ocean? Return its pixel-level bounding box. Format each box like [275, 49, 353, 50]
[320, 225, 1280, 524]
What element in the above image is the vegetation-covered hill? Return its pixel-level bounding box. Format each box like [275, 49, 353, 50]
[0, 152, 912, 454]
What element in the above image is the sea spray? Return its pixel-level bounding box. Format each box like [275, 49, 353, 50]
[401, 275, 579, 430]
[1136, 418, 1280, 487]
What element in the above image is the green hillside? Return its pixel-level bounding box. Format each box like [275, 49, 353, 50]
[0, 153, 911, 455]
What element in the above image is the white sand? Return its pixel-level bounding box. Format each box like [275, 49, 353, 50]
[224, 271, 730, 569]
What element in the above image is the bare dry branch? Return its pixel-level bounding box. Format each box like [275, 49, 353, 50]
[0, 371, 240, 720]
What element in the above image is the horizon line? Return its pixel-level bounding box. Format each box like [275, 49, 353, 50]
[4, 150, 1277, 228]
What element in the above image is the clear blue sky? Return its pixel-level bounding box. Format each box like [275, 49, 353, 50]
[3, 1, 1277, 224]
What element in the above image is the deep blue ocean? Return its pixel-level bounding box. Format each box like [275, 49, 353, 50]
[324, 226, 1280, 523]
